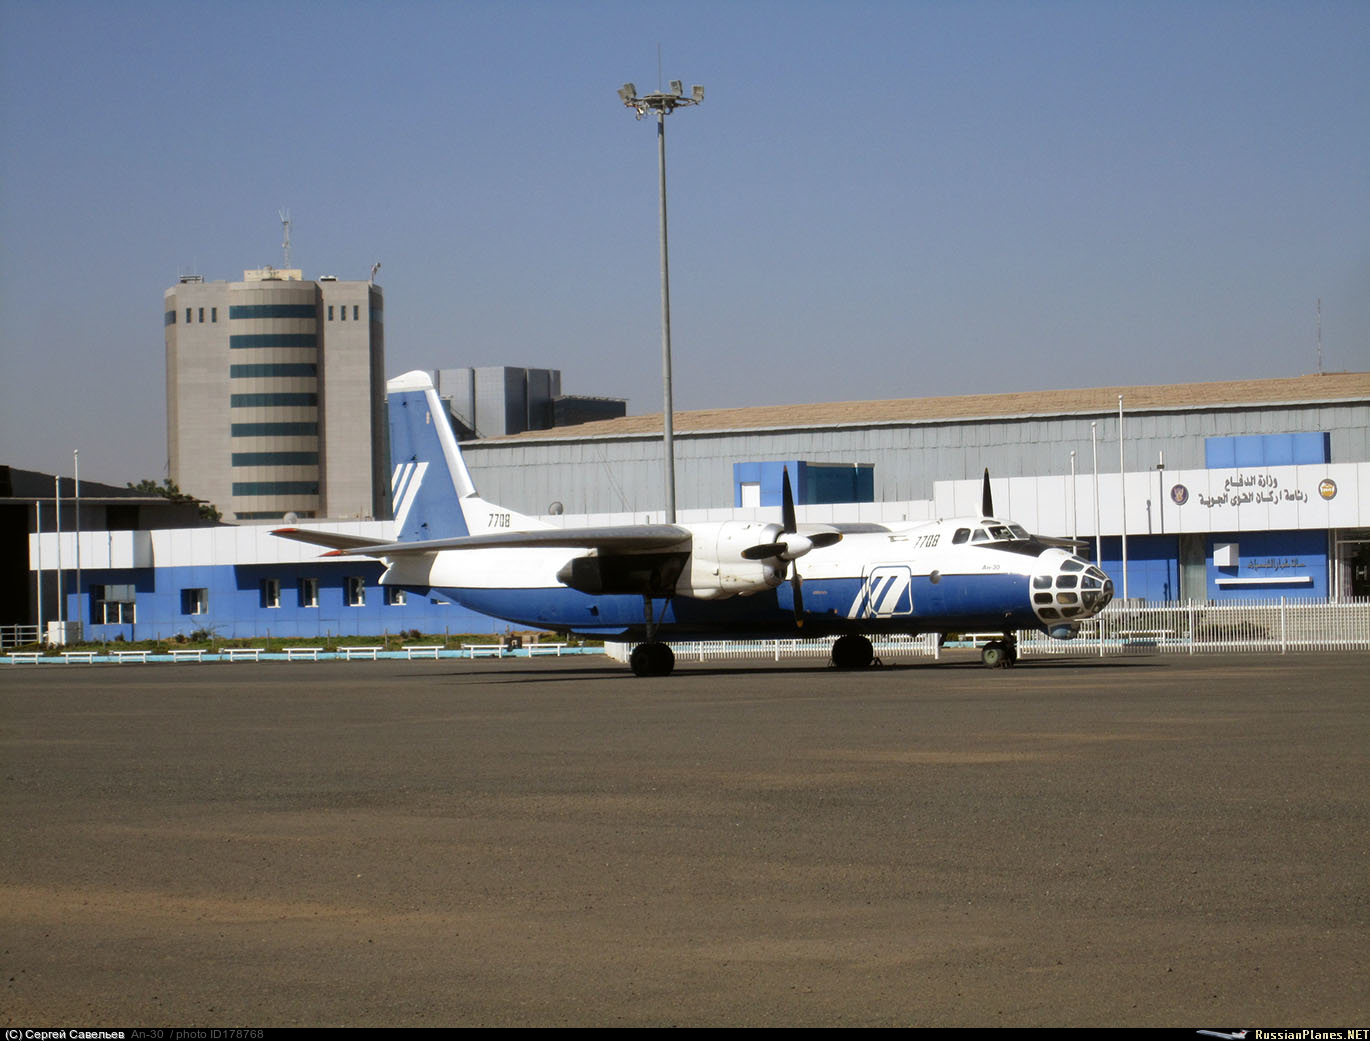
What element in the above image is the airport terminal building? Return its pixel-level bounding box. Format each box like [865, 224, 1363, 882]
[24, 371, 1370, 642]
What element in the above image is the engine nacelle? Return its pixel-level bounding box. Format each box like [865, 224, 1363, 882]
[677, 521, 786, 599]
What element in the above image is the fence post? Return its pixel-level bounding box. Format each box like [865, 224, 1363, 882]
[1188, 600, 1195, 655]
[1280, 596, 1286, 655]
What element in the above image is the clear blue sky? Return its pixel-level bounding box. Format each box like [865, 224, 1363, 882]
[2, 0, 1367, 485]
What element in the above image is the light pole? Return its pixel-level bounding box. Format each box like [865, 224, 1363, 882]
[618, 79, 704, 523]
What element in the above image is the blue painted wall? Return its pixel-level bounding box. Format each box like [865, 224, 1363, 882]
[1205, 529, 1327, 600]
[733, 461, 874, 507]
[71, 561, 509, 642]
[1205, 432, 1330, 468]
[1087, 531, 1327, 602]
[1093, 535, 1181, 602]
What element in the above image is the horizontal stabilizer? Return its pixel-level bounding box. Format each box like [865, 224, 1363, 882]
[271, 528, 391, 555]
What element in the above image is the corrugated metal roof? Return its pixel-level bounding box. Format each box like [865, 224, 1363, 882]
[478, 372, 1370, 444]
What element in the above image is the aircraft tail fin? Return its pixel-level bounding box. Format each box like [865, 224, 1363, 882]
[386, 370, 481, 541]
[386, 370, 547, 542]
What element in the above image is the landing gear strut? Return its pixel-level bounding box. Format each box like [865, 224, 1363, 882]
[831, 634, 875, 669]
[980, 635, 1018, 669]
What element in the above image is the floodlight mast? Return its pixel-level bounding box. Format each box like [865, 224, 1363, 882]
[618, 79, 704, 524]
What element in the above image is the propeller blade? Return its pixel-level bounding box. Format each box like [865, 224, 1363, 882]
[806, 529, 843, 550]
[791, 569, 804, 626]
[782, 467, 797, 533]
[740, 542, 786, 561]
[981, 467, 994, 517]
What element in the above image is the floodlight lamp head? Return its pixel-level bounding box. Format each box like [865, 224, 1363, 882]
[669, 79, 683, 96]
[618, 83, 636, 103]
[691, 84, 704, 102]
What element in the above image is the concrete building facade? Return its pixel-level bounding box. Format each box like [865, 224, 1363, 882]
[165, 268, 387, 523]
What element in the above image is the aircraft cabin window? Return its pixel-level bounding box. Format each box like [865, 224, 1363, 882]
[1062, 559, 1084, 572]
[1033, 575, 1052, 589]
[953, 528, 970, 544]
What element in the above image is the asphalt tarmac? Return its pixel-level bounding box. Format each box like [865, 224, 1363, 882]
[2, 652, 1366, 1027]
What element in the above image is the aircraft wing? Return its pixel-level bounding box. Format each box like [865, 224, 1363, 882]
[272, 524, 692, 558]
[1036, 534, 1092, 550]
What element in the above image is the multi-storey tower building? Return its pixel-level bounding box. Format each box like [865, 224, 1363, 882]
[164, 267, 387, 522]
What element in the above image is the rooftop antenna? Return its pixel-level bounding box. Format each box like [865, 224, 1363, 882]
[1316, 298, 1323, 375]
[279, 209, 291, 269]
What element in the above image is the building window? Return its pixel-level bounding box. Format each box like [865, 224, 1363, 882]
[328, 305, 334, 321]
[198, 307, 205, 323]
[231, 422, 318, 437]
[94, 584, 136, 624]
[232, 481, 320, 496]
[262, 578, 281, 609]
[340, 306, 346, 321]
[185, 308, 191, 323]
[299, 577, 319, 608]
[230, 363, 318, 379]
[229, 392, 318, 408]
[211, 307, 217, 322]
[386, 587, 407, 606]
[182, 588, 208, 615]
[345, 576, 365, 607]
[353, 305, 359, 320]
[231, 452, 320, 467]
[228, 304, 317, 320]
[228, 334, 318, 350]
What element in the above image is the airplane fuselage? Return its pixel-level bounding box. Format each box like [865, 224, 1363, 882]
[381, 514, 1111, 642]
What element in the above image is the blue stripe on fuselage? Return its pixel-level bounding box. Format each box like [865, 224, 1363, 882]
[433, 571, 1040, 640]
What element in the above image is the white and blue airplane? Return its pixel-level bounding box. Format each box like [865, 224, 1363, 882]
[273, 370, 1114, 676]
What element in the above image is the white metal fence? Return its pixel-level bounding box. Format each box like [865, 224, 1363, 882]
[607, 599, 1370, 663]
[0, 625, 40, 649]
[1019, 598, 1370, 656]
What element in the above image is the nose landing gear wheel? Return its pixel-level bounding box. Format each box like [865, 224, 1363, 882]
[980, 638, 1017, 669]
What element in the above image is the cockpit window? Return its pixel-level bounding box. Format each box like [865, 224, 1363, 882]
[971, 528, 989, 543]
[986, 525, 1012, 540]
[1008, 524, 1030, 539]
[1061, 559, 1083, 572]
[952, 528, 970, 544]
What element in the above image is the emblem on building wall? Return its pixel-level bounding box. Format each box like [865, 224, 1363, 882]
[1319, 478, 1337, 501]
[1170, 484, 1189, 505]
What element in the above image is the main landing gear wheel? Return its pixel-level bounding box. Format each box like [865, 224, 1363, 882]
[630, 641, 675, 677]
[830, 634, 875, 669]
[980, 638, 1017, 669]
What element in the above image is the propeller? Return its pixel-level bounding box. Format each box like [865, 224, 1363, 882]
[740, 468, 841, 627]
